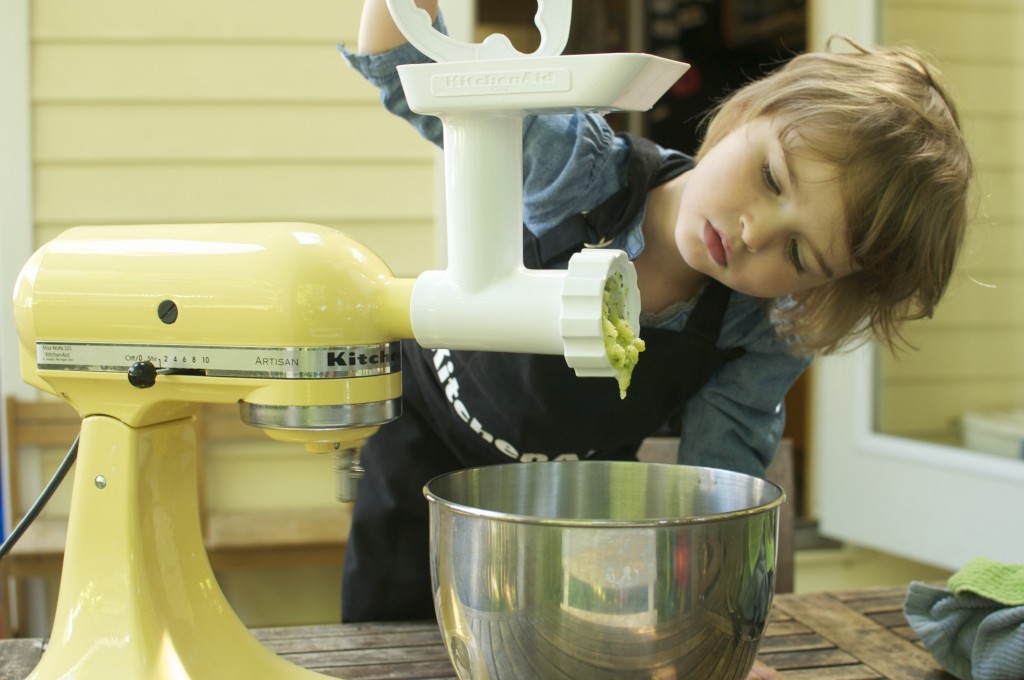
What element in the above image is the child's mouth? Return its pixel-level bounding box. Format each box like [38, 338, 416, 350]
[703, 222, 728, 267]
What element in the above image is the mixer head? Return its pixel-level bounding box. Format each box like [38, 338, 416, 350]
[13, 222, 414, 450]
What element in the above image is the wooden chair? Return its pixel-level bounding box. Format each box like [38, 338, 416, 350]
[1, 396, 351, 637]
[1, 398, 77, 637]
[636, 436, 797, 593]
[197, 403, 352, 572]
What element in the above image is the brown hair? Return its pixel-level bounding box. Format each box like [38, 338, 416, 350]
[697, 38, 973, 354]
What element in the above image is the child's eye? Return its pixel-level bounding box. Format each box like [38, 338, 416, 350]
[788, 239, 805, 273]
[762, 161, 782, 195]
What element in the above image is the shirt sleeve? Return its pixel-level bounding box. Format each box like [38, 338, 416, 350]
[337, 17, 446, 147]
[675, 297, 813, 478]
[520, 113, 631, 235]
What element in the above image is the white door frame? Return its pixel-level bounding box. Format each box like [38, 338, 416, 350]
[1, 0, 35, 538]
[809, 0, 1024, 571]
[813, 347, 1024, 570]
[0, 0, 33, 401]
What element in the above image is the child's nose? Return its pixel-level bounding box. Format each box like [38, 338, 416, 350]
[740, 217, 773, 254]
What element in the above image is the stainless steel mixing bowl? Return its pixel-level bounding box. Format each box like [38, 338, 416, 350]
[424, 461, 784, 680]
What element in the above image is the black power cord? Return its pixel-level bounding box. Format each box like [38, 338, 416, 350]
[0, 434, 80, 560]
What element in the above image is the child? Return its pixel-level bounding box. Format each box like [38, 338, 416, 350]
[340, 0, 971, 661]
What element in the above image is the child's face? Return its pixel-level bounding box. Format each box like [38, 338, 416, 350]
[674, 117, 855, 298]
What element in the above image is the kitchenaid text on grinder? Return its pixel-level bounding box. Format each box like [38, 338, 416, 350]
[434, 68, 570, 96]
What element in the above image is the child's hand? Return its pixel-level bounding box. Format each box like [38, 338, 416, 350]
[747, 660, 784, 680]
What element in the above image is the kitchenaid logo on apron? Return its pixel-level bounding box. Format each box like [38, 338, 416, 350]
[430, 348, 592, 463]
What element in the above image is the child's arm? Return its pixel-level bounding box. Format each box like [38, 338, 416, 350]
[675, 308, 813, 478]
[357, 0, 439, 55]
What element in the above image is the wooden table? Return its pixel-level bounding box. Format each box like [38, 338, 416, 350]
[0, 585, 954, 679]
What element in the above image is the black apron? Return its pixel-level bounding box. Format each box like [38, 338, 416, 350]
[342, 135, 744, 622]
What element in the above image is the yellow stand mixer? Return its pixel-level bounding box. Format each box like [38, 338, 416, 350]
[9, 2, 688, 677]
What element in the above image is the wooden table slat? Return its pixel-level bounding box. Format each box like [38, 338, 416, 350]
[829, 585, 911, 603]
[866, 610, 914, 629]
[313, 662, 457, 680]
[780, 666, 885, 680]
[889, 624, 923, 642]
[759, 646, 862, 670]
[0, 586, 957, 679]
[847, 596, 909, 615]
[771, 592, 952, 680]
[279, 645, 453, 669]
[757, 632, 833, 654]
[764, 619, 813, 637]
[264, 630, 446, 655]
[254, 621, 441, 641]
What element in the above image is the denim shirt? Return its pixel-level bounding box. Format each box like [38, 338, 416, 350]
[338, 19, 812, 476]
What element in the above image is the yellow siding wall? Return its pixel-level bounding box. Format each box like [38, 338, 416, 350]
[876, 0, 1024, 442]
[31, 0, 435, 275]
[27, 0, 437, 628]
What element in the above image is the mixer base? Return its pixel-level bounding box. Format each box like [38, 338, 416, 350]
[26, 415, 328, 680]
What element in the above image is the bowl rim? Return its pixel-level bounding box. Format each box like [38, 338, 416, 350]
[422, 460, 786, 528]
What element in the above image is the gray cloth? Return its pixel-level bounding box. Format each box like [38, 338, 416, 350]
[905, 580, 1024, 679]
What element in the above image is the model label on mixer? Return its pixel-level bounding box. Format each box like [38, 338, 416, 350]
[36, 341, 401, 379]
[433, 68, 570, 96]
[254, 357, 299, 366]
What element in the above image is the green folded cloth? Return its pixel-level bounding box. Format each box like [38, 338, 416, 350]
[905, 557, 1024, 680]
[949, 557, 1024, 607]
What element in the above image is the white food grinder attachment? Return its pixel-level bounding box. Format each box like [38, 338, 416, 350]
[10, 2, 688, 677]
